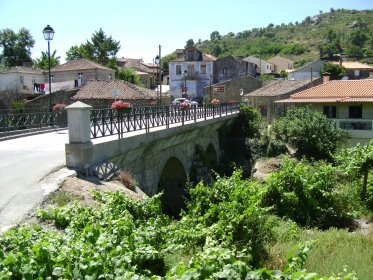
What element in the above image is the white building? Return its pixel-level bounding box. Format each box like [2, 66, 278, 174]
[0, 66, 45, 94]
[169, 47, 216, 99]
[288, 59, 325, 80]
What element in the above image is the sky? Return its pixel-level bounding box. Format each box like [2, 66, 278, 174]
[0, 0, 372, 65]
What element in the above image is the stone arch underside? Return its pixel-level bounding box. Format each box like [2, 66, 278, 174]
[157, 157, 188, 217]
[205, 143, 218, 170]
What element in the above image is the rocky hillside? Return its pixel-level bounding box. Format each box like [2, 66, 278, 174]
[194, 8, 373, 67]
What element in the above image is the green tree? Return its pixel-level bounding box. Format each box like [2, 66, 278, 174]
[161, 53, 176, 70]
[185, 39, 194, 48]
[335, 141, 373, 199]
[117, 67, 141, 86]
[33, 50, 60, 70]
[319, 29, 343, 60]
[65, 29, 120, 66]
[320, 62, 346, 80]
[65, 45, 87, 61]
[233, 104, 263, 138]
[272, 106, 347, 161]
[0, 28, 35, 67]
[210, 31, 221, 41]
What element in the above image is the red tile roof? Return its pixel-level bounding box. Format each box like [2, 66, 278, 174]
[276, 79, 373, 103]
[72, 80, 157, 100]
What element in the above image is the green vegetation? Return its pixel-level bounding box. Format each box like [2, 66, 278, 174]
[32, 50, 60, 70]
[271, 106, 347, 161]
[117, 67, 142, 86]
[193, 9, 373, 64]
[0, 28, 35, 67]
[65, 28, 120, 67]
[320, 62, 346, 80]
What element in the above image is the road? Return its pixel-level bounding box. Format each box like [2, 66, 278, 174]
[0, 129, 74, 231]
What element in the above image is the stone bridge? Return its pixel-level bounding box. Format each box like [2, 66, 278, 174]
[65, 102, 238, 215]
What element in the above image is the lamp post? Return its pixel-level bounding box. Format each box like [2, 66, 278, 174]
[183, 70, 187, 98]
[209, 74, 212, 101]
[154, 45, 162, 105]
[43, 25, 55, 112]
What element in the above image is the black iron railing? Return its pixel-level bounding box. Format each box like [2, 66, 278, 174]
[0, 110, 67, 137]
[90, 103, 240, 139]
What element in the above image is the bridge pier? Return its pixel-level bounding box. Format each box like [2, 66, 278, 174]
[65, 101, 93, 173]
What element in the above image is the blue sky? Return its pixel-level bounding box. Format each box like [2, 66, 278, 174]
[0, 0, 372, 64]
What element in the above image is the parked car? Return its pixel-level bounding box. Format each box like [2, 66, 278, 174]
[172, 98, 198, 108]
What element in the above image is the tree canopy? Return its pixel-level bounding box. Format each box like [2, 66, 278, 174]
[65, 28, 120, 67]
[0, 28, 35, 67]
[320, 62, 346, 80]
[33, 50, 60, 70]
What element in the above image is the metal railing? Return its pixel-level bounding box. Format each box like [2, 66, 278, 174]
[90, 103, 240, 139]
[0, 110, 67, 138]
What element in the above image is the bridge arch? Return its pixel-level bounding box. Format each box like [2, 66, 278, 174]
[157, 156, 188, 217]
[205, 143, 218, 170]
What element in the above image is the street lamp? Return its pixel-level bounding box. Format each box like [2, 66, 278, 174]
[183, 70, 187, 98]
[209, 74, 213, 101]
[155, 45, 162, 105]
[43, 24, 55, 112]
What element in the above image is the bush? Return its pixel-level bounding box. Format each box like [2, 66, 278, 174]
[233, 104, 264, 138]
[272, 106, 347, 161]
[262, 158, 355, 229]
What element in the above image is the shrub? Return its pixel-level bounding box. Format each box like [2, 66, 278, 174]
[233, 104, 264, 138]
[272, 106, 347, 161]
[262, 158, 355, 229]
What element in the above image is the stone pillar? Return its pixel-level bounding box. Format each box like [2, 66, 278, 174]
[65, 101, 93, 172]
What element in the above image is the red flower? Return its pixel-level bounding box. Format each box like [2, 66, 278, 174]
[111, 101, 131, 111]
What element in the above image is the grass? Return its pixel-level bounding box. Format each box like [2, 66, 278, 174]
[45, 190, 82, 207]
[264, 218, 373, 279]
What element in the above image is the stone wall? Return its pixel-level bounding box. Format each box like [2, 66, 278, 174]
[214, 56, 256, 83]
[205, 76, 262, 103]
[26, 89, 78, 110]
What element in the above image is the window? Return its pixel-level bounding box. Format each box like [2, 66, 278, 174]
[176, 65, 181, 75]
[323, 106, 336, 118]
[20, 76, 24, 84]
[200, 64, 206, 74]
[188, 64, 194, 76]
[349, 105, 362, 119]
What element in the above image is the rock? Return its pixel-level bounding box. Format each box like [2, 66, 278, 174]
[252, 157, 283, 181]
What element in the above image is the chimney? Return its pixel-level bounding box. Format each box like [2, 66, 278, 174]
[323, 72, 331, 83]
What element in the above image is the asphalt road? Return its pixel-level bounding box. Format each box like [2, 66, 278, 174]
[0, 129, 73, 231]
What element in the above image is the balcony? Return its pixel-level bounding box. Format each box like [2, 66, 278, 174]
[334, 119, 373, 139]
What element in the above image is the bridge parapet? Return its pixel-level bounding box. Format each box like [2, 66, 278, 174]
[65, 102, 239, 179]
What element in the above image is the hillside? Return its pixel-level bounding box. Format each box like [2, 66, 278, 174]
[194, 8, 373, 67]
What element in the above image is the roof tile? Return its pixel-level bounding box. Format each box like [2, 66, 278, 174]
[72, 80, 157, 100]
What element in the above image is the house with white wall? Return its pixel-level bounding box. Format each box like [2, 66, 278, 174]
[288, 59, 325, 80]
[276, 77, 373, 145]
[242, 56, 274, 75]
[169, 47, 216, 99]
[0, 66, 44, 94]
